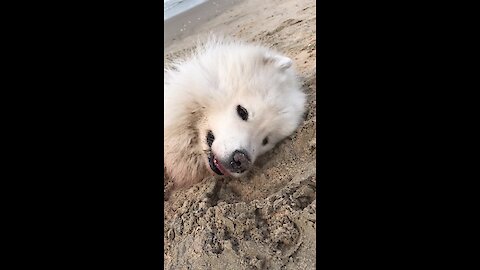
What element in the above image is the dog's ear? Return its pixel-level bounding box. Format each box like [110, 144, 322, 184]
[263, 54, 293, 71]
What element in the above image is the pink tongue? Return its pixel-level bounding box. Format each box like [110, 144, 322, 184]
[213, 156, 229, 176]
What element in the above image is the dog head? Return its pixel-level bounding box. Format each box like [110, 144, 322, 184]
[196, 45, 306, 177]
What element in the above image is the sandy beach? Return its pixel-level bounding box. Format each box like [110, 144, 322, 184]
[164, 0, 316, 269]
[164, 0, 245, 47]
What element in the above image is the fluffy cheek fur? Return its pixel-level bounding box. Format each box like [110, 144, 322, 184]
[164, 112, 212, 189]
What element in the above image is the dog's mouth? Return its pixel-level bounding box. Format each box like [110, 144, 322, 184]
[206, 129, 231, 176]
[208, 153, 230, 176]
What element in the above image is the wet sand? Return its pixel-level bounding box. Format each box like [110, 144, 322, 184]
[164, 0, 244, 47]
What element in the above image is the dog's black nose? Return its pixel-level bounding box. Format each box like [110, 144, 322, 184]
[229, 150, 251, 173]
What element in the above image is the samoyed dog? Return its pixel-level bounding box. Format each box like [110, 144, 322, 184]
[164, 37, 306, 189]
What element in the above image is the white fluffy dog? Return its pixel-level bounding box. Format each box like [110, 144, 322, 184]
[164, 37, 306, 189]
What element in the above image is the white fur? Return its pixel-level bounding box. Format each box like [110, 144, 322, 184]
[164, 37, 306, 188]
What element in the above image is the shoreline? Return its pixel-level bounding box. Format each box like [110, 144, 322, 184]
[164, 0, 244, 48]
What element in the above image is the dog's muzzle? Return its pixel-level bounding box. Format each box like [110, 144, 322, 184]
[208, 149, 252, 176]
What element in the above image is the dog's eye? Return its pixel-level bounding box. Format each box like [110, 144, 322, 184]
[262, 137, 269, 146]
[206, 130, 215, 147]
[237, 105, 248, 121]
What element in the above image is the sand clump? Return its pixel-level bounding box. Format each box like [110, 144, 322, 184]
[164, 0, 316, 269]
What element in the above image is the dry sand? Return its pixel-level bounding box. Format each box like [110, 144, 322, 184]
[164, 0, 316, 269]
